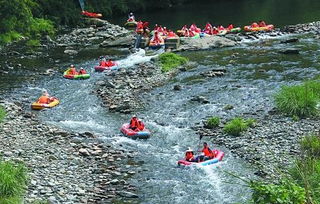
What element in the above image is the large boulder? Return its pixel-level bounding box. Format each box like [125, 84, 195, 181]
[100, 34, 135, 47]
[175, 36, 236, 51]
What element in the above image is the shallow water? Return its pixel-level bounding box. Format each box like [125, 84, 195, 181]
[3, 32, 319, 203]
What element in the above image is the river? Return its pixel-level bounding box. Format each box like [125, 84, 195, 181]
[109, 0, 320, 30]
[1, 1, 320, 203]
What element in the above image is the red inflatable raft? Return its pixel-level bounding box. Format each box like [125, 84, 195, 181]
[94, 63, 118, 72]
[178, 150, 224, 167]
[81, 11, 102, 18]
[120, 123, 151, 139]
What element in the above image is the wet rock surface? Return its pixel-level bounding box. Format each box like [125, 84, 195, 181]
[95, 60, 180, 113]
[56, 19, 133, 48]
[176, 36, 237, 51]
[0, 101, 139, 203]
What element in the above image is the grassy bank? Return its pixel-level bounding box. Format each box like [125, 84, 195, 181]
[0, 160, 28, 203]
[274, 80, 320, 118]
[158, 52, 188, 72]
[245, 134, 320, 203]
[0, 106, 6, 123]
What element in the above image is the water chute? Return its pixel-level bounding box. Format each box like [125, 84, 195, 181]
[78, 0, 85, 11]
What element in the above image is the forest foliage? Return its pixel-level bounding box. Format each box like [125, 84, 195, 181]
[0, 0, 191, 45]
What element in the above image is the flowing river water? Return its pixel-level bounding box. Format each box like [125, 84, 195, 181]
[1, 1, 320, 202]
[2, 33, 320, 203]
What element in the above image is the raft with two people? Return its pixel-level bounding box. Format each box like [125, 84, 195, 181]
[63, 66, 90, 80]
[178, 142, 225, 167]
[244, 21, 274, 32]
[94, 59, 118, 72]
[120, 116, 151, 139]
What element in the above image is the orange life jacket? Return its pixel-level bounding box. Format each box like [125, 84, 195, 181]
[37, 96, 50, 104]
[137, 120, 145, 131]
[202, 147, 213, 157]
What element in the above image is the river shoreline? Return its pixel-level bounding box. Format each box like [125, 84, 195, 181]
[1, 19, 320, 202]
[0, 101, 139, 203]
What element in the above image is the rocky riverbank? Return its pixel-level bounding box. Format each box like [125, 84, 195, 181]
[0, 101, 139, 203]
[195, 110, 320, 178]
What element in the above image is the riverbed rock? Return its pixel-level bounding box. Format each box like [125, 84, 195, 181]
[279, 48, 300, 54]
[64, 49, 78, 55]
[176, 36, 237, 51]
[100, 34, 135, 47]
[280, 38, 299, 44]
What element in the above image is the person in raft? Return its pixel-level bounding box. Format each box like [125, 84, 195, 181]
[37, 91, 54, 104]
[68, 65, 78, 75]
[251, 22, 259, 28]
[79, 67, 87, 75]
[128, 12, 135, 22]
[258, 20, 267, 27]
[129, 115, 145, 131]
[106, 59, 116, 67]
[199, 142, 216, 161]
[185, 148, 197, 162]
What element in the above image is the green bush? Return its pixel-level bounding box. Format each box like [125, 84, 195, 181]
[158, 52, 188, 72]
[0, 160, 28, 201]
[300, 135, 320, 158]
[223, 117, 254, 136]
[206, 117, 220, 128]
[290, 158, 320, 203]
[250, 180, 306, 204]
[26, 39, 40, 47]
[274, 81, 320, 118]
[0, 106, 6, 123]
[0, 31, 23, 45]
[29, 18, 55, 37]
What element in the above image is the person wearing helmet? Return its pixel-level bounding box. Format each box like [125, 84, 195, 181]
[79, 67, 87, 75]
[185, 148, 196, 162]
[129, 115, 139, 130]
[68, 64, 78, 75]
[128, 12, 135, 22]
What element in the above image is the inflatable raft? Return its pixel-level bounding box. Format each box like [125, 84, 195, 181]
[177, 150, 224, 167]
[244, 24, 274, 32]
[31, 98, 59, 110]
[125, 21, 137, 27]
[228, 27, 241, 33]
[120, 123, 151, 139]
[149, 40, 165, 49]
[94, 64, 118, 72]
[63, 71, 90, 80]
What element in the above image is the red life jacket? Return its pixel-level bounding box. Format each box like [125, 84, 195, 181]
[130, 118, 139, 129]
[79, 69, 87, 74]
[259, 21, 266, 27]
[137, 120, 145, 131]
[227, 24, 234, 30]
[251, 22, 259, 28]
[185, 152, 194, 161]
[69, 68, 77, 75]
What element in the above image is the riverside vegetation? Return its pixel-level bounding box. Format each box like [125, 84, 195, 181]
[244, 134, 320, 204]
[274, 80, 320, 118]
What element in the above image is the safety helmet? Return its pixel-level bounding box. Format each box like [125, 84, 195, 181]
[186, 147, 193, 152]
[70, 64, 74, 67]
